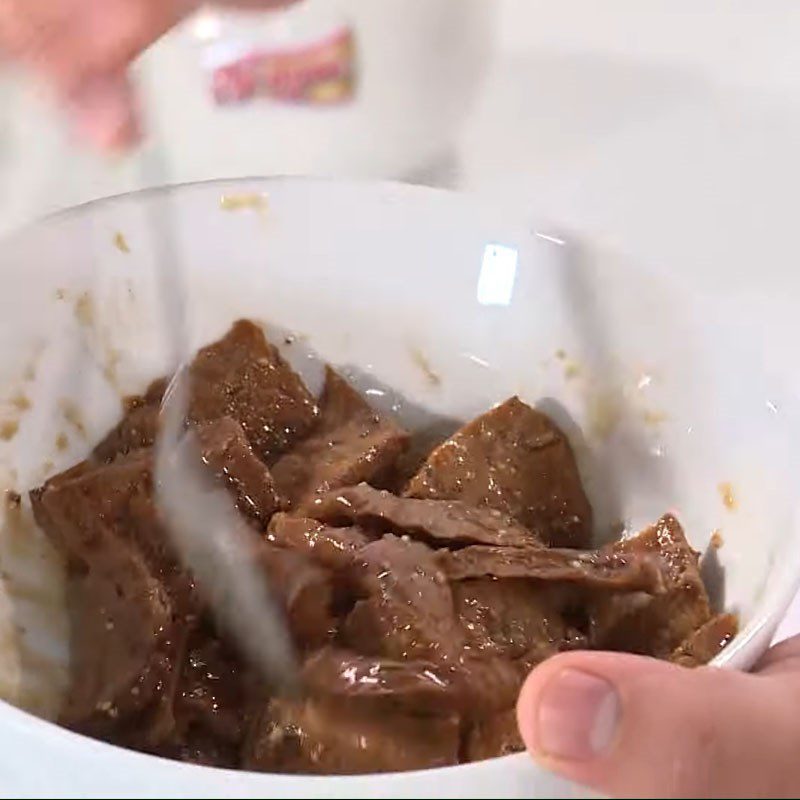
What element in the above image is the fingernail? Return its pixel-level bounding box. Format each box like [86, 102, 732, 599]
[535, 669, 620, 761]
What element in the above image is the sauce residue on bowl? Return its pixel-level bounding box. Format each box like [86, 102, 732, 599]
[113, 232, 131, 254]
[718, 482, 738, 512]
[220, 193, 269, 214]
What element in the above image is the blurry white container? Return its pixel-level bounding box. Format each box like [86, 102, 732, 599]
[143, 0, 496, 182]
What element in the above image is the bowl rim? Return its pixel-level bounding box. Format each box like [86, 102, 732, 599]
[8, 174, 464, 233]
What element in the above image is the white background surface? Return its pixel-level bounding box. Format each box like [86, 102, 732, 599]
[0, 0, 799, 644]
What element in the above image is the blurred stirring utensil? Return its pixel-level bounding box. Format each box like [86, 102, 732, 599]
[155, 370, 298, 692]
[140, 144, 298, 692]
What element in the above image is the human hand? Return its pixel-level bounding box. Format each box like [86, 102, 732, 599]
[0, 0, 294, 150]
[517, 636, 800, 798]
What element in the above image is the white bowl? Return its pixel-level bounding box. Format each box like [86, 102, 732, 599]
[0, 178, 798, 798]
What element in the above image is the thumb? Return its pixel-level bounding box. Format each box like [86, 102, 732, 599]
[517, 650, 800, 798]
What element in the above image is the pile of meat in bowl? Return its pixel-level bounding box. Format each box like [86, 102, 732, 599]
[29, 320, 737, 774]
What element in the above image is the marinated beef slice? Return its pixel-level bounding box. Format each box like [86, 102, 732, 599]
[588, 515, 714, 658]
[405, 397, 593, 548]
[342, 535, 461, 664]
[33, 419, 282, 579]
[267, 514, 370, 571]
[254, 541, 335, 649]
[60, 535, 180, 741]
[94, 320, 319, 464]
[245, 624, 466, 775]
[94, 378, 165, 462]
[244, 696, 459, 775]
[464, 709, 525, 762]
[188, 320, 318, 462]
[339, 534, 573, 716]
[169, 627, 255, 767]
[450, 579, 590, 716]
[437, 543, 665, 592]
[453, 580, 585, 670]
[272, 367, 409, 510]
[95, 621, 261, 768]
[41, 455, 192, 750]
[192, 417, 283, 525]
[309, 483, 541, 547]
[669, 613, 738, 668]
[302, 647, 461, 714]
[34, 448, 333, 635]
[31, 450, 181, 586]
[30, 434, 331, 747]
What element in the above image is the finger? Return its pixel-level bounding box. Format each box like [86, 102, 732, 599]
[757, 633, 800, 678]
[65, 73, 141, 151]
[0, 0, 191, 98]
[218, 1, 299, 7]
[517, 650, 800, 798]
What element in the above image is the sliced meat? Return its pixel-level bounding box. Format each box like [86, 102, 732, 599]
[61, 536, 177, 738]
[340, 535, 525, 715]
[172, 732, 243, 768]
[256, 541, 335, 649]
[31, 450, 179, 583]
[302, 647, 462, 713]
[459, 656, 535, 718]
[464, 709, 525, 762]
[309, 483, 542, 547]
[33, 450, 333, 659]
[93, 378, 166, 462]
[94, 321, 319, 465]
[589, 515, 713, 658]
[451, 580, 588, 714]
[172, 627, 254, 753]
[29, 461, 94, 564]
[438, 544, 665, 593]
[405, 397, 593, 548]
[267, 514, 370, 571]
[453, 579, 585, 667]
[244, 697, 459, 774]
[30, 459, 179, 616]
[670, 613, 738, 667]
[188, 320, 319, 462]
[193, 417, 283, 525]
[32, 435, 281, 589]
[341, 534, 464, 664]
[272, 367, 409, 510]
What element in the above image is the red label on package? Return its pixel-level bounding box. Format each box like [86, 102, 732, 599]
[210, 27, 357, 106]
